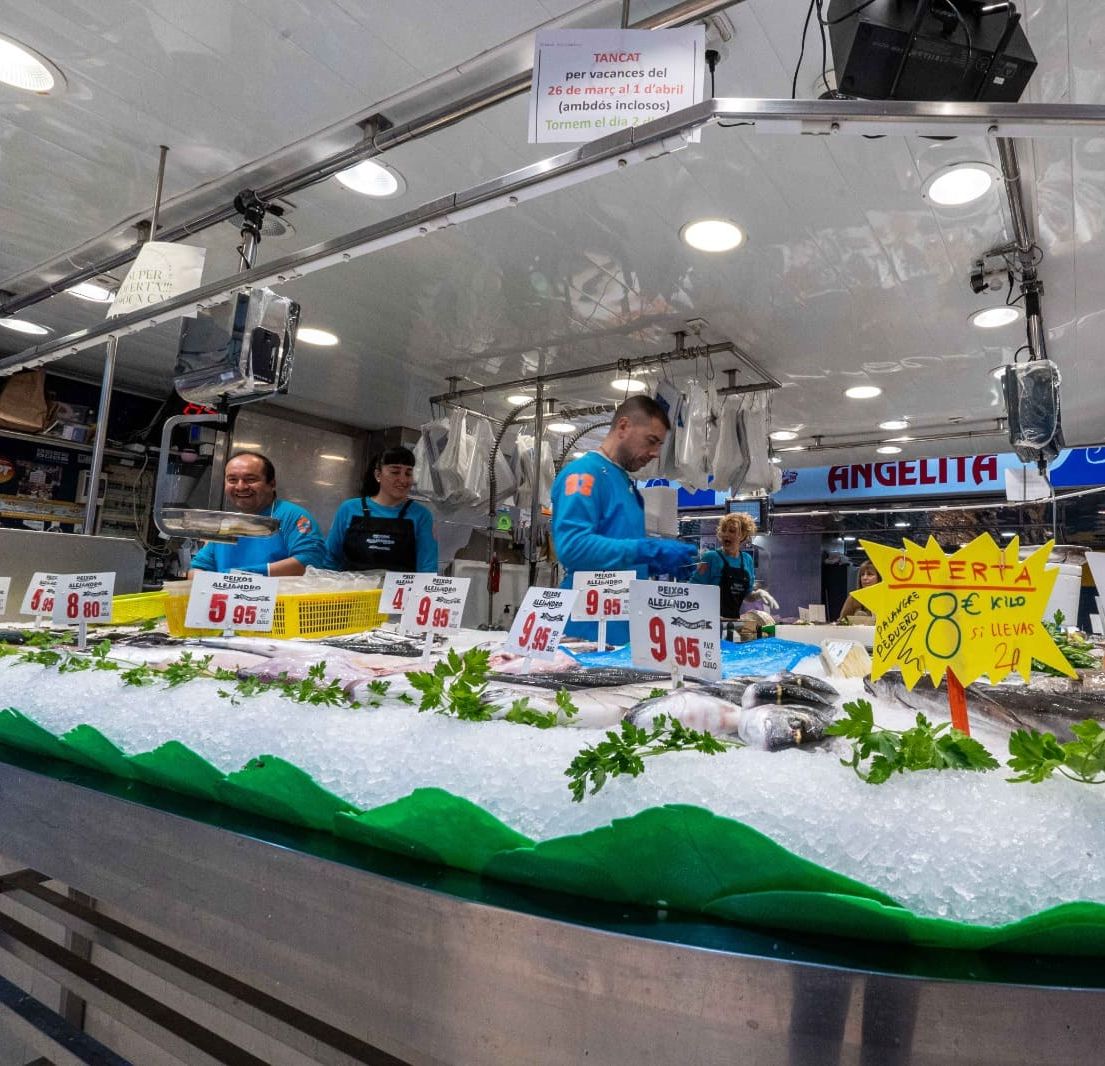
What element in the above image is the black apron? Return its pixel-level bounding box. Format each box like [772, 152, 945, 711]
[342, 498, 417, 571]
[719, 552, 752, 619]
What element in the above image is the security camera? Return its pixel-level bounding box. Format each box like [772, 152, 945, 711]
[969, 258, 1009, 295]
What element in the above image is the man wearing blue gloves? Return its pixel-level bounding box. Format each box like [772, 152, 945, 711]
[188, 452, 327, 577]
[551, 395, 698, 644]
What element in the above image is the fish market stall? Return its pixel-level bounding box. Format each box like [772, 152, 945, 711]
[2, 617, 1105, 1063]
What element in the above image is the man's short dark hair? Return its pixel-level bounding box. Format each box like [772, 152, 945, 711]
[612, 394, 670, 431]
[228, 451, 276, 483]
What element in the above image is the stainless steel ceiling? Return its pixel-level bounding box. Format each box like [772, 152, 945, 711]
[1, 0, 1103, 467]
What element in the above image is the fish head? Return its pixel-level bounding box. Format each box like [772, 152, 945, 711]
[740, 705, 826, 751]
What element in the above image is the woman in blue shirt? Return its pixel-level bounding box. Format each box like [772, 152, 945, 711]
[326, 447, 438, 573]
[691, 511, 756, 618]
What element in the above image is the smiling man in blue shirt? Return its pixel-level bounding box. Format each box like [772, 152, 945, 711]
[551, 395, 697, 643]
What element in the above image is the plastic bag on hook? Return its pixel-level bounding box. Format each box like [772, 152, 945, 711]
[742, 392, 782, 494]
[675, 383, 710, 491]
[1003, 360, 1064, 462]
[653, 379, 683, 478]
[711, 393, 750, 491]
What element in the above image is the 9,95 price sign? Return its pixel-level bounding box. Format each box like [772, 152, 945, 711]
[20, 573, 60, 617]
[185, 572, 279, 632]
[504, 587, 577, 660]
[570, 570, 634, 622]
[52, 572, 115, 626]
[628, 580, 721, 681]
[401, 575, 470, 636]
[381, 572, 418, 615]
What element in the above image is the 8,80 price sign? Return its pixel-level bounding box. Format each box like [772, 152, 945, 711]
[628, 579, 722, 681]
[400, 575, 470, 636]
[185, 572, 278, 633]
[51, 572, 116, 627]
[504, 587, 577, 661]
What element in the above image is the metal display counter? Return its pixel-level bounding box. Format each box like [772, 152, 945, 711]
[0, 745, 1103, 1065]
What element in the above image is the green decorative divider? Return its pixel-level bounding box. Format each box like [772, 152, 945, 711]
[1, 704, 1101, 956]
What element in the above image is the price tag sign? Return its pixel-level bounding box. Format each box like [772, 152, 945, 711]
[629, 579, 721, 681]
[400, 575, 470, 636]
[0, 577, 10, 615]
[381, 572, 419, 616]
[52, 572, 115, 626]
[504, 587, 577, 660]
[185, 572, 279, 632]
[570, 570, 634, 621]
[20, 573, 60, 617]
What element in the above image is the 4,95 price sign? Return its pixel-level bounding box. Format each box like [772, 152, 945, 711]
[504, 587, 577, 660]
[401, 575, 470, 636]
[570, 570, 634, 621]
[52, 572, 115, 626]
[20, 573, 60, 617]
[185, 572, 278, 632]
[381, 572, 418, 616]
[628, 580, 721, 681]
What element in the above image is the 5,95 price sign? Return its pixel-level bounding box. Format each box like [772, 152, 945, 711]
[401, 575, 470, 636]
[504, 587, 577, 661]
[628, 580, 721, 681]
[20, 573, 60, 617]
[52, 572, 115, 626]
[381, 572, 419, 616]
[185, 572, 279, 632]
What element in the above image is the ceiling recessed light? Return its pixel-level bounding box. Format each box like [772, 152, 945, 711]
[334, 159, 405, 197]
[680, 219, 744, 253]
[507, 394, 534, 406]
[1001, 531, 1016, 537]
[922, 162, 998, 207]
[970, 306, 1023, 329]
[0, 34, 64, 94]
[843, 536, 857, 542]
[770, 456, 782, 464]
[845, 385, 882, 399]
[886, 435, 914, 443]
[297, 327, 339, 346]
[878, 419, 909, 431]
[318, 454, 348, 461]
[894, 520, 910, 528]
[611, 377, 648, 393]
[769, 430, 798, 441]
[547, 421, 576, 434]
[877, 445, 902, 455]
[67, 281, 115, 303]
[0, 318, 50, 336]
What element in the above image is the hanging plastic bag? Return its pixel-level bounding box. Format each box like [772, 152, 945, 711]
[711, 394, 750, 491]
[742, 392, 778, 494]
[675, 384, 710, 491]
[654, 379, 684, 479]
[1003, 360, 1064, 462]
[436, 407, 474, 503]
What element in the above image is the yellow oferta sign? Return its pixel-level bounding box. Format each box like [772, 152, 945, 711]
[854, 534, 1076, 689]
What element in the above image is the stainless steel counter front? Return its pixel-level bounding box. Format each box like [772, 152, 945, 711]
[0, 745, 1102, 1065]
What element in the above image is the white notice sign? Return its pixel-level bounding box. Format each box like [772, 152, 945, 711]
[381, 572, 419, 616]
[106, 241, 207, 320]
[0, 577, 9, 614]
[20, 573, 60, 617]
[628, 579, 721, 681]
[185, 571, 279, 632]
[504, 587, 577, 661]
[400, 575, 470, 636]
[52, 572, 115, 626]
[529, 27, 705, 143]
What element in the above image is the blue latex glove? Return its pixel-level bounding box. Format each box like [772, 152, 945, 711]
[230, 564, 269, 576]
[641, 539, 698, 576]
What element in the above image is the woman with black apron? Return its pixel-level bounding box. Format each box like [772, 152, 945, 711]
[325, 447, 439, 573]
[691, 511, 757, 635]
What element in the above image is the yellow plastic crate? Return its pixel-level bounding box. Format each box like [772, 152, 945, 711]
[95, 591, 168, 625]
[164, 588, 385, 639]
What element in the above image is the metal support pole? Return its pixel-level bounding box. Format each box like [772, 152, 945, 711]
[81, 145, 169, 535]
[529, 381, 545, 586]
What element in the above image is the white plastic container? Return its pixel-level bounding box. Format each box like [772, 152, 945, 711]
[1045, 562, 1082, 624]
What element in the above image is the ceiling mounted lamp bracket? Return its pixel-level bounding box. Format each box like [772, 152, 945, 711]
[233, 190, 283, 270]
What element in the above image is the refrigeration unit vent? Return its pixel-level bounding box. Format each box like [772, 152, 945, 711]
[174, 287, 299, 406]
[826, 0, 1036, 103]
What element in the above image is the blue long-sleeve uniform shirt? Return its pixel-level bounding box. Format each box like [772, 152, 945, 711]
[691, 549, 755, 587]
[190, 498, 327, 574]
[325, 497, 438, 573]
[551, 450, 648, 644]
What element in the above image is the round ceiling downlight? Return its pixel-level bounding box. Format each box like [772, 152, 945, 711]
[922, 163, 997, 207]
[0, 318, 50, 336]
[507, 394, 534, 406]
[680, 219, 745, 253]
[769, 430, 798, 441]
[877, 445, 902, 455]
[297, 327, 339, 346]
[334, 159, 405, 197]
[66, 281, 115, 303]
[845, 385, 882, 400]
[547, 421, 576, 434]
[611, 377, 648, 393]
[879, 419, 909, 431]
[0, 35, 64, 94]
[970, 306, 1023, 329]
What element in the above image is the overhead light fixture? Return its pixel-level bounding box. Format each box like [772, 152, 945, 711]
[334, 159, 405, 197]
[885, 435, 914, 443]
[1001, 531, 1016, 537]
[922, 163, 998, 207]
[611, 376, 648, 393]
[894, 520, 910, 528]
[0, 318, 50, 336]
[779, 445, 805, 452]
[297, 327, 339, 346]
[0, 34, 64, 94]
[845, 385, 882, 399]
[970, 306, 1023, 329]
[547, 421, 576, 434]
[843, 535, 857, 542]
[879, 419, 909, 431]
[67, 281, 115, 303]
[680, 219, 744, 253]
[507, 394, 534, 406]
[318, 454, 348, 461]
[769, 430, 799, 441]
[770, 456, 782, 464]
[877, 445, 902, 454]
